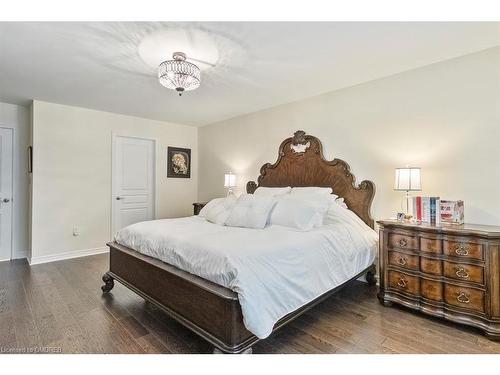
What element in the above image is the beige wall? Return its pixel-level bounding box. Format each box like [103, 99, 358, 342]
[0, 102, 30, 259]
[31, 101, 198, 262]
[199, 47, 500, 226]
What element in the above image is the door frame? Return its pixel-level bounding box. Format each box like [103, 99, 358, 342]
[0, 125, 14, 261]
[110, 133, 157, 240]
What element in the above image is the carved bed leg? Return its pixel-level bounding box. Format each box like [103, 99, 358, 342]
[101, 272, 115, 293]
[365, 265, 377, 286]
[213, 347, 253, 354]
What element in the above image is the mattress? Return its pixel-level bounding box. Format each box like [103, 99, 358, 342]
[114, 208, 378, 339]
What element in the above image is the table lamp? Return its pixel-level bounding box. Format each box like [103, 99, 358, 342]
[394, 167, 421, 218]
[224, 172, 236, 196]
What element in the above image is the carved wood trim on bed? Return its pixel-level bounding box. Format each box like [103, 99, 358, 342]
[246, 130, 375, 228]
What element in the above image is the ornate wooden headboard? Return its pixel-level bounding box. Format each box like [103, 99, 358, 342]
[246, 130, 375, 228]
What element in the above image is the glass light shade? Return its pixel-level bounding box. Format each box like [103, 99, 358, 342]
[224, 173, 236, 188]
[158, 52, 200, 95]
[394, 167, 421, 191]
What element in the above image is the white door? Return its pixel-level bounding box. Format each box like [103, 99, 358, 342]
[112, 135, 155, 236]
[0, 128, 13, 261]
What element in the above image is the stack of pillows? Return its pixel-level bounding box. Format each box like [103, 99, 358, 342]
[198, 187, 349, 231]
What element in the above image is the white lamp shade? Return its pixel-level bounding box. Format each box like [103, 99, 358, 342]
[394, 168, 421, 191]
[224, 173, 236, 188]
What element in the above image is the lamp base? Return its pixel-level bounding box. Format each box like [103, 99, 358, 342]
[397, 212, 414, 222]
[398, 190, 413, 220]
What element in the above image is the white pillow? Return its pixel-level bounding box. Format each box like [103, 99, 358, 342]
[290, 187, 334, 196]
[199, 197, 237, 225]
[324, 198, 371, 231]
[335, 197, 348, 209]
[269, 194, 331, 231]
[198, 198, 222, 218]
[225, 194, 277, 229]
[254, 186, 291, 197]
[323, 201, 378, 247]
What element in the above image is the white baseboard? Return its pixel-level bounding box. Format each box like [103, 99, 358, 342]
[28, 247, 109, 266]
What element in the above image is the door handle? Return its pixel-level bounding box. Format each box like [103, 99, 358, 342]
[1, 198, 10, 203]
[116, 196, 123, 200]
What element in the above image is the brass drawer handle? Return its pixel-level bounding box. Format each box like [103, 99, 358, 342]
[397, 257, 407, 266]
[398, 238, 408, 248]
[455, 244, 469, 256]
[455, 266, 470, 280]
[397, 277, 407, 288]
[457, 291, 470, 304]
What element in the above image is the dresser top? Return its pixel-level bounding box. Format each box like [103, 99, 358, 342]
[377, 219, 500, 238]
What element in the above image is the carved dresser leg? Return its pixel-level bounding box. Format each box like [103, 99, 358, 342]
[377, 293, 393, 307]
[101, 272, 115, 293]
[484, 331, 500, 341]
[366, 266, 377, 286]
[213, 347, 253, 354]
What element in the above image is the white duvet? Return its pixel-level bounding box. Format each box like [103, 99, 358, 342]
[114, 204, 378, 339]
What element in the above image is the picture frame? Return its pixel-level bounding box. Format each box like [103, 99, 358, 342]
[28, 145, 33, 173]
[167, 147, 191, 178]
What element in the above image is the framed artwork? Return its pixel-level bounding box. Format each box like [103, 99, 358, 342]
[167, 147, 191, 178]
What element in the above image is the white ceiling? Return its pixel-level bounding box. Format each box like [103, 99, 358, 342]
[1, 22, 500, 126]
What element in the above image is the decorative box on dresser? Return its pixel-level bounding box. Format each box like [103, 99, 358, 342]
[377, 220, 500, 339]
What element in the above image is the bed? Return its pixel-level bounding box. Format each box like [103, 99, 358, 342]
[101, 130, 377, 353]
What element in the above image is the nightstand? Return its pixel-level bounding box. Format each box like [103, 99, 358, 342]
[378, 219, 500, 340]
[192, 202, 208, 215]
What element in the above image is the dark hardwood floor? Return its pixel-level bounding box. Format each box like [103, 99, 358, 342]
[1, 253, 499, 354]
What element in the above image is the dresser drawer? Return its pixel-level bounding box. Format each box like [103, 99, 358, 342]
[388, 251, 419, 270]
[444, 284, 485, 313]
[421, 279, 443, 302]
[443, 261, 484, 284]
[388, 270, 420, 295]
[420, 257, 442, 276]
[443, 239, 483, 261]
[420, 237, 442, 254]
[388, 233, 418, 251]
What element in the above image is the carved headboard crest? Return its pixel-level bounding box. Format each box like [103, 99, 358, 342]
[246, 130, 375, 228]
[290, 130, 310, 154]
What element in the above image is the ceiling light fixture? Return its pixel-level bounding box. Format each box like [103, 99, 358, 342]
[158, 52, 200, 96]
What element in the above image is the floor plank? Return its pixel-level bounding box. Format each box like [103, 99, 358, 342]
[1, 253, 499, 354]
[8, 278, 42, 350]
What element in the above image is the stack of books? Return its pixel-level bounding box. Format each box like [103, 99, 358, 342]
[410, 197, 464, 225]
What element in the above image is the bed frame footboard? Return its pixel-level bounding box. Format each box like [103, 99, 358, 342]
[103, 242, 254, 353]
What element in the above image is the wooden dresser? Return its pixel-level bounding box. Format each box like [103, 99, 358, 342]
[377, 220, 500, 339]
